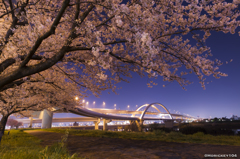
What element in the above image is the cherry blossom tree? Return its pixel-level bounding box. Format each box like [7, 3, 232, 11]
[0, 0, 240, 140]
[0, 66, 90, 142]
[6, 118, 23, 129]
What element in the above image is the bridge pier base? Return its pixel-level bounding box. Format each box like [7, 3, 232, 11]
[135, 120, 144, 132]
[103, 119, 112, 131]
[94, 118, 101, 130]
[41, 109, 53, 129]
[29, 117, 33, 128]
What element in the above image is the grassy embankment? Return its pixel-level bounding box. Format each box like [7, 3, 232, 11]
[40, 128, 240, 146]
[0, 129, 83, 159]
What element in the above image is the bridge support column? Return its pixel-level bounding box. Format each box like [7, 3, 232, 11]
[128, 120, 137, 131]
[129, 120, 134, 131]
[164, 119, 174, 128]
[41, 109, 53, 129]
[29, 117, 33, 128]
[103, 119, 112, 131]
[135, 120, 144, 132]
[94, 118, 100, 130]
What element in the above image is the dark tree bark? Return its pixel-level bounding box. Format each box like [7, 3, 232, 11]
[0, 114, 9, 143]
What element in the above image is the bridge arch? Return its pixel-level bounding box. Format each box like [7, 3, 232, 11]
[136, 103, 172, 120]
[135, 104, 161, 113]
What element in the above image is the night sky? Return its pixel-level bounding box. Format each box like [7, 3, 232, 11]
[54, 31, 240, 119]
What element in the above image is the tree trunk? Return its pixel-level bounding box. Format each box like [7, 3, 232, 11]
[0, 115, 9, 143]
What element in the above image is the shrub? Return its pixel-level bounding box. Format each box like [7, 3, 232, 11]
[148, 123, 173, 133]
[124, 122, 140, 132]
[153, 129, 166, 136]
[168, 131, 184, 137]
[193, 132, 205, 137]
[179, 126, 206, 135]
[207, 128, 235, 136]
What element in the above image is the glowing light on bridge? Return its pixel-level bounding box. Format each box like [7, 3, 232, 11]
[75, 97, 79, 100]
[86, 102, 89, 105]
[82, 100, 85, 103]
[114, 104, 116, 107]
[103, 102, 105, 106]
[127, 105, 130, 108]
[93, 101, 95, 104]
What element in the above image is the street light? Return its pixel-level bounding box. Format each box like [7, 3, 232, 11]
[82, 100, 85, 103]
[75, 96, 79, 100]
[103, 102, 105, 106]
[93, 101, 95, 104]
[114, 104, 116, 107]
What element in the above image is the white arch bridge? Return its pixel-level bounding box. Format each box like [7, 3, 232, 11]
[18, 103, 196, 131]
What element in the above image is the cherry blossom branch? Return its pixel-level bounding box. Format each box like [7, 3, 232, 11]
[0, 0, 92, 89]
[0, 0, 30, 54]
[96, 15, 115, 28]
[66, 46, 92, 52]
[0, 55, 43, 74]
[0, 0, 39, 18]
[11, 103, 38, 114]
[0, 93, 7, 104]
[67, 40, 128, 52]
[55, 65, 88, 88]
[0, 75, 62, 92]
[0, 79, 29, 92]
[108, 50, 186, 86]
[1, 0, 8, 14]
[19, 0, 70, 68]
[8, 0, 15, 19]
[37, 72, 66, 90]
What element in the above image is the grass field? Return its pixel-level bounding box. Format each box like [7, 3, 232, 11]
[1, 128, 239, 159]
[40, 128, 240, 146]
[0, 129, 82, 159]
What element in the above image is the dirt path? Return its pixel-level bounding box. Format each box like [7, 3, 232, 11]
[25, 130, 239, 159]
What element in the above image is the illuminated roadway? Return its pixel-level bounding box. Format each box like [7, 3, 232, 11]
[66, 103, 196, 121]
[18, 103, 196, 124]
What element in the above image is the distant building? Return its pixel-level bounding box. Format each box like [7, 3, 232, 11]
[221, 117, 230, 121]
[230, 115, 240, 121]
[202, 118, 209, 122]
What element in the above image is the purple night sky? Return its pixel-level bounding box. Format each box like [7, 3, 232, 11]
[54, 31, 240, 119]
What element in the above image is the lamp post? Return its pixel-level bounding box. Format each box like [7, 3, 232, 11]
[86, 101, 89, 108]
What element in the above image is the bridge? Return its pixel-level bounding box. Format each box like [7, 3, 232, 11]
[17, 103, 196, 131]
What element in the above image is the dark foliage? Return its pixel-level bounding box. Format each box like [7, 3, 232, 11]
[179, 126, 207, 135]
[207, 128, 235, 136]
[179, 125, 235, 136]
[148, 123, 174, 133]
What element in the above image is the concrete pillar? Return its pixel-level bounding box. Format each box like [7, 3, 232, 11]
[41, 109, 53, 129]
[135, 120, 144, 132]
[29, 117, 33, 128]
[164, 119, 174, 128]
[103, 119, 112, 131]
[94, 118, 100, 130]
[129, 120, 135, 131]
